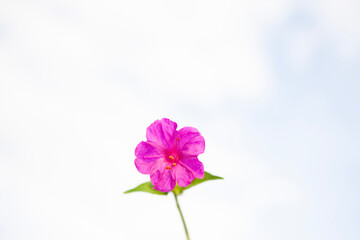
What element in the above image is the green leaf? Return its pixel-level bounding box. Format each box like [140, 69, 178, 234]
[173, 171, 223, 195]
[124, 171, 223, 196]
[124, 181, 168, 195]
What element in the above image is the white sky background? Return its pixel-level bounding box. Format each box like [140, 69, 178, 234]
[0, 0, 359, 240]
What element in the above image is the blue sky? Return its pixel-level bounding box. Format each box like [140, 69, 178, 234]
[0, 1, 359, 239]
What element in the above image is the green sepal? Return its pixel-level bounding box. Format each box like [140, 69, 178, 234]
[124, 181, 168, 195]
[124, 171, 223, 196]
[173, 171, 223, 195]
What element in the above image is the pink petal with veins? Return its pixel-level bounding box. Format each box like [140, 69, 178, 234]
[146, 118, 177, 150]
[180, 156, 204, 179]
[178, 127, 205, 156]
[173, 164, 195, 187]
[151, 169, 176, 192]
[135, 141, 165, 174]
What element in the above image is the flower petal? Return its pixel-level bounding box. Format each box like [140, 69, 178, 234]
[179, 156, 204, 179]
[150, 169, 176, 192]
[146, 118, 178, 150]
[135, 141, 165, 174]
[173, 164, 195, 187]
[178, 127, 205, 156]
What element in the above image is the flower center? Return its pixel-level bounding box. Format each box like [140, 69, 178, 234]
[166, 155, 178, 170]
[168, 153, 180, 162]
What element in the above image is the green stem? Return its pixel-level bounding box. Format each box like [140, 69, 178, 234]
[173, 192, 190, 240]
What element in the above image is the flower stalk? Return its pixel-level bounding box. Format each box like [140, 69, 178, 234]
[173, 192, 190, 240]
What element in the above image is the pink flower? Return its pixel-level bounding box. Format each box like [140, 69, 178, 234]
[134, 118, 205, 192]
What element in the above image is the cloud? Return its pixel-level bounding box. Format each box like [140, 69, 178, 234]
[0, 0, 358, 239]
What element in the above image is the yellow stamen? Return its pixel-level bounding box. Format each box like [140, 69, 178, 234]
[172, 163, 176, 167]
[166, 166, 171, 170]
[169, 156, 175, 161]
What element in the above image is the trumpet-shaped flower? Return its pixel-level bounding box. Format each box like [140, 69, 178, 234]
[135, 118, 205, 192]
